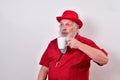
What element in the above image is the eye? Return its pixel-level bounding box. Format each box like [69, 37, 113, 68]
[66, 23, 70, 26]
[59, 23, 63, 27]
[66, 23, 72, 27]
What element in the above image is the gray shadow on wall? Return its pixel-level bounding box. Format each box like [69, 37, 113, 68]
[90, 49, 120, 80]
[79, 17, 98, 39]
[81, 18, 120, 80]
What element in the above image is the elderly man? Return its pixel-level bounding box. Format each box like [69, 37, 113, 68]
[37, 10, 108, 80]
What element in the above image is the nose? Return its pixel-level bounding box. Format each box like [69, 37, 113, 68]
[60, 24, 67, 30]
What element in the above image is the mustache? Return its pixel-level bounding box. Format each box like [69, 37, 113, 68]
[61, 29, 67, 33]
[60, 30, 76, 38]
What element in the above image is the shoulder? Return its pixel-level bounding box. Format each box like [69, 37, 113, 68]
[76, 34, 95, 44]
[47, 38, 57, 47]
[76, 34, 101, 49]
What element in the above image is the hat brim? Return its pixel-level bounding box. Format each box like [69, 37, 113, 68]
[56, 16, 83, 29]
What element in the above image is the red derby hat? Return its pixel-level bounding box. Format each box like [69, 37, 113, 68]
[56, 10, 83, 29]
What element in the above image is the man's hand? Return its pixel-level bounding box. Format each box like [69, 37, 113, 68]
[67, 38, 80, 49]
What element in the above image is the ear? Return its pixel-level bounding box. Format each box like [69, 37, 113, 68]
[75, 26, 79, 31]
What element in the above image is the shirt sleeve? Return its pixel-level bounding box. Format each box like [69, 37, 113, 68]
[39, 42, 52, 67]
[86, 39, 108, 65]
[78, 35, 108, 56]
[89, 41, 108, 56]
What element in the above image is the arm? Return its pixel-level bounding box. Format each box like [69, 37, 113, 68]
[78, 41, 108, 65]
[37, 66, 49, 80]
[67, 38, 108, 65]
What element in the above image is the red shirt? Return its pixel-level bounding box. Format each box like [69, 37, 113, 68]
[39, 34, 107, 80]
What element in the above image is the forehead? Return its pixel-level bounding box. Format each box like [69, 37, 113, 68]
[60, 19, 74, 24]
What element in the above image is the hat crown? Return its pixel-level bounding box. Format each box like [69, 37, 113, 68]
[62, 10, 79, 19]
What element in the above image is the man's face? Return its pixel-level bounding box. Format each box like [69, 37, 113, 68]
[59, 19, 78, 37]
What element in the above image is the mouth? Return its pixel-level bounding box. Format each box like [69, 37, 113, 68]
[61, 32, 68, 36]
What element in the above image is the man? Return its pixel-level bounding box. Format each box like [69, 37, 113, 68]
[37, 10, 108, 80]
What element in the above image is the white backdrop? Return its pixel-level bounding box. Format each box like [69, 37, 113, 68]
[0, 0, 120, 80]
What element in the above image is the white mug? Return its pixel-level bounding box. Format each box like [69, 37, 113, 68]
[57, 36, 66, 50]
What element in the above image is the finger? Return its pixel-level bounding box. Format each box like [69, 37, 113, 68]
[66, 41, 70, 47]
[70, 44, 73, 49]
